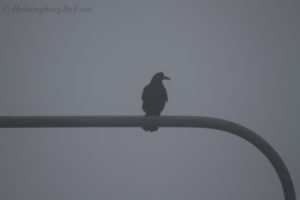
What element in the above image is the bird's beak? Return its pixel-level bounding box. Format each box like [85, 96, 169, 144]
[163, 76, 171, 80]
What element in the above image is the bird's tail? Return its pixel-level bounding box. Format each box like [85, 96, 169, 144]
[142, 115, 159, 132]
[142, 125, 159, 132]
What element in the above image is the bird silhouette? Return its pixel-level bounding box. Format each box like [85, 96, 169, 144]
[142, 72, 170, 132]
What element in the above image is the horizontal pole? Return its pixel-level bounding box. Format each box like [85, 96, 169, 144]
[0, 115, 296, 200]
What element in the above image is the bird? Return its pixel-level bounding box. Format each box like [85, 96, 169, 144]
[142, 72, 170, 132]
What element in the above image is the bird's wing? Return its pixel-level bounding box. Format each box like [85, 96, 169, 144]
[142, 85, 149, 101]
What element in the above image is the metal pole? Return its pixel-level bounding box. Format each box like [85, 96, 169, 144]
[0, 115, 296, 200]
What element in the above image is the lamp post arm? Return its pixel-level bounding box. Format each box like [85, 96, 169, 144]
[0, 115, 296, 200]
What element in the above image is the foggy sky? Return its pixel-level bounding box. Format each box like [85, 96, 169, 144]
[0, 0, 299, 200]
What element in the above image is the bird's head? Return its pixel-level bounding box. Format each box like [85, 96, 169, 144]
[151, 72, 171, 83]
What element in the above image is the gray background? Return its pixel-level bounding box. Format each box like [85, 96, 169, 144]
[0, 0, 299, 199]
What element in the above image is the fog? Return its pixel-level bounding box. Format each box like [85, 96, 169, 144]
[0, 1, 299, 199]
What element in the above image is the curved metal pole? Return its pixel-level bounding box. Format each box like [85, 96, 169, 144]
[0, 115, 296, 200]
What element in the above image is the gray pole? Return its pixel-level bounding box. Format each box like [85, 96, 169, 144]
[0, 115, 296, 200]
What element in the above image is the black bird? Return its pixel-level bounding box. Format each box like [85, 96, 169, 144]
[142, 72, 170, 132]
